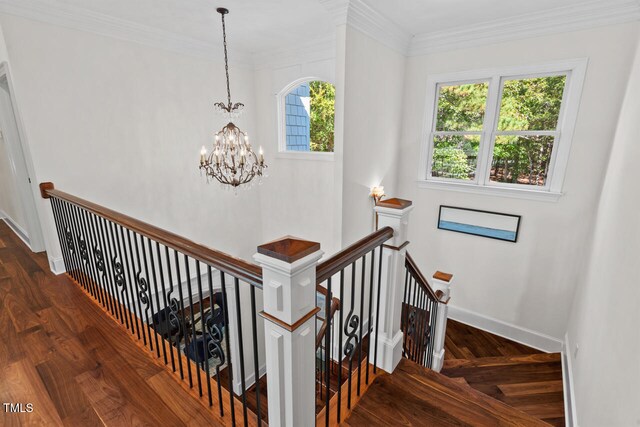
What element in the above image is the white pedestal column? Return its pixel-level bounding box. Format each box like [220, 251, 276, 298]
[373, 199, 413, 373]
[254, 238, 323, 427]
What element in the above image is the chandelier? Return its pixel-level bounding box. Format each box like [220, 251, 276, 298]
[199, 7, 266, 188]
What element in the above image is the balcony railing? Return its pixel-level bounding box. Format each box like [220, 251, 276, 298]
[40, 182, 453, 426]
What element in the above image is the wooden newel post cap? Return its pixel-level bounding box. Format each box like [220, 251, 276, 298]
[257, 236, 321, 263]
[375, 198, 412, 209]
[39, 182, 54, 199]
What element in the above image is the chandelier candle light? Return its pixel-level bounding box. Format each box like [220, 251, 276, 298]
[199, 7, 267, 188]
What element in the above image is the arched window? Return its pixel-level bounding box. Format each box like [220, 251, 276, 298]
[279, 80, 335, 154]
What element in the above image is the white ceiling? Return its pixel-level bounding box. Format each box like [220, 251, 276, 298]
[3, 0, 638, 57]
[360, 0, 600, 35]
[48, 0, 335, 54]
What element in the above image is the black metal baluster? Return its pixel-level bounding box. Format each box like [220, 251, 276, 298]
[112, 222, 134, 332]
[184, 255, 203, 396]
[411, 276, 421, 362]
[196, 262, 213, 407]
[104, 219, 129, 329]
[373, 245, 383, 373]
[206, 266, 224, 416]
[66, 201, 85, 288]
[417, 286, 427, 366]
[131, 232, 150, 347]
[366, 249, 375, 385]
[357, 255, 366, 396]
[140, 235, 157, 353]
[66, 202, 89, 293]
[74, 206, 99, 300]
[249, 286, 262, 425]
[88, 212, 113, 315]
[404, 275, 415, 359]
[324, 277, 332, 427]
[233, 277, 248, 427]
[78, 207, 103, 306]
[146, 238, 163, 359]
[219, 272, 236, 425]
[49, 198, 72, 276]
[174, 250, 192, 386]
[147, 238, 169, 365]
[345, 262, 358, 409]
[415, 286, 428, 364]
[59, 200, 80, 285]
[337, 269, 344, 424]
[126, 229, 146, 344]
[95, 215, 120, 322]
[120, 226, 141, 339]
[165, 246, 182, 378]
[156, 243, 171, 368]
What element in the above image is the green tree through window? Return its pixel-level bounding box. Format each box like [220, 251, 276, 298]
[309, 81, 335, 152]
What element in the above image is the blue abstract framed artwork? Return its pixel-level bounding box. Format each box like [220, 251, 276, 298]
[437, 206, 521, 243]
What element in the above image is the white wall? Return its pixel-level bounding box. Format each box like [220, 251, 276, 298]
[0, 21, 28, 233]
[341, 27, 405, 246]
[564, 35, 640, 427]
[395, 23, 639, 342]
[0, 15, 263, 263]
[253, 53, 342, 256]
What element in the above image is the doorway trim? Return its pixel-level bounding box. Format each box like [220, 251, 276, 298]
[0, 61, 45, 253]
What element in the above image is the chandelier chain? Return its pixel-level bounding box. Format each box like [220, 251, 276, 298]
[220, 12, 232, 109]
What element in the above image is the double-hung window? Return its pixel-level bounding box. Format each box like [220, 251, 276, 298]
[420, 60, 587, 200]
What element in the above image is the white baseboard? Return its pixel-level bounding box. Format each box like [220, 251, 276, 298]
[1, 212, 31, 250]
[447, 305, 563, 353]
[48, 256, 66, 275]
[562, 333, 579, 427]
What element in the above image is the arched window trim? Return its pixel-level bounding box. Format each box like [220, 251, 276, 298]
[276, 76, 335, 161]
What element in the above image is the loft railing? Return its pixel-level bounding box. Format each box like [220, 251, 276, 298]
[40, 182, 265, 426]
[314, 226, 393, 425]
[40, 183, 453, 427]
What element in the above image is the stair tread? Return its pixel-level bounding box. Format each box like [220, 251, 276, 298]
[346, 358, 549, 426]
[443, 352, 561, 369]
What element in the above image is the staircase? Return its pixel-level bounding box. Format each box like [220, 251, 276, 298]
[345, 319, 565, 426]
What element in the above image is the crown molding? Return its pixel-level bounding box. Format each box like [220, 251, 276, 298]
[0, 0, 254, 65]
[320, 0, 412, 55]
[409, 0, 640, 56]
[252, 35, 335, 70]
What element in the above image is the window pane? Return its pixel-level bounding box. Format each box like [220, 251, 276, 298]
[431, 135, 480, 180]
[435, 82, 489, 131]
[284, 81, 335, 152]
[490, 135, 555, 186]
[498, 75, 566, 131]
[309, 81, 335, 152]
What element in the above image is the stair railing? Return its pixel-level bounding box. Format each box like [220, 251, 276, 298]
[314, 226, 393, 426]
[402, 252, 452, 371]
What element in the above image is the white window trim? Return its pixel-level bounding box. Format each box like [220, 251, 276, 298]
[417, 58, 588, 201]
[276, 76, 335, 160]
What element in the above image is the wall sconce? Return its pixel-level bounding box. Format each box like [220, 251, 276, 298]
[370, 186, 385, 231]
[370, 186, 385, 204]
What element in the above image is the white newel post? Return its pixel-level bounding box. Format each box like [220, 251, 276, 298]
[430, 272, 453, 372]
[254, 237, 323, 427]
[373, 198, 414, 373]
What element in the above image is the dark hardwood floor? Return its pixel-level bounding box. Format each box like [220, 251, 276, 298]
[0, 221, 217, 426]
[442, 319, 565, 426]
[345, 317, 565, 426]
[345, 358, 549, 426]
[445, 319, 544, 359]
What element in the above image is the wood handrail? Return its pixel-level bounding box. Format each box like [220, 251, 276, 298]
[316, 226, 394, 284]
[40, 183, 264, 287]
[405, 251, 441, 302]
